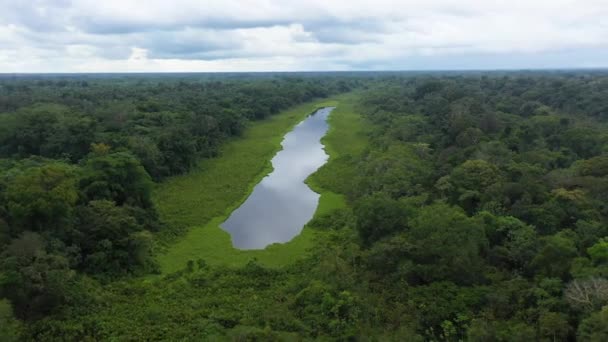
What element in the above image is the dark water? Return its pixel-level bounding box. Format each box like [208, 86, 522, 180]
[221, 107, 335, 249]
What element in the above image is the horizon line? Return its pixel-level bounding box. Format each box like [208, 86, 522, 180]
[2, 66, 608, 75]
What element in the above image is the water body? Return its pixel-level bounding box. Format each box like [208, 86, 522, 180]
[221, 107, 335, 249]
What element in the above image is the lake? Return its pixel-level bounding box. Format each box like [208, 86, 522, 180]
[221, 107, 335, 249]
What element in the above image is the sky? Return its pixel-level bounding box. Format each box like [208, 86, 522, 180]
[1, 0, 607, 73]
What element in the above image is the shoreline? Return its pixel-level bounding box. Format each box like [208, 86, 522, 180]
[154, 97, 346, 272]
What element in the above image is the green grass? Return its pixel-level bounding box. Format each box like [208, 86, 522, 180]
[320, 94, 368, 158]
[154, 93, 366, 273]
[307, 93, 369, 195]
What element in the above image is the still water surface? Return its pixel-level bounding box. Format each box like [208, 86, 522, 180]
[221, 107, 335, 249]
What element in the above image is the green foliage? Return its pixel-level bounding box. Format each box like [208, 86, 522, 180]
[0, 104, 95, 161]
[293, 281, 360, 338]
[408, 203, 487, 284]
[588, 239, 608, 265]
[538, 311, 571, 341]
[0, 232, 76, 319]
[355, 144, 431, 199]
[351, 73, 608, 339]
[306, 98, 368, 195]
[467, 319, 535, 342]
[5, 162, 78, 233]
[578, 155, 608, 177]
[480, 212, 538, 270]
[354, 192, 408, 245]
[75, 200, 157, 275]
[531, 231, 578, 279]
[155, 98, 345, 271]
[407, 281, 487, 340]
[447, 159, 502, 212]
[0, 299, 21, 342]
[578, 306, 608, 341]
[80, 151, 153, 208]
[2, 73, 608, 340]
[156, 127, 197, 176]
[0, 76, 356, 179]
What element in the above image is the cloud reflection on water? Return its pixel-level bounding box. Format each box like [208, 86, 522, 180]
[221, 107, 334, 249]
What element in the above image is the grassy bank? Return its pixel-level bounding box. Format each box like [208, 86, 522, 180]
[307, 93, 368, 197]
[154, 93, 366, 273]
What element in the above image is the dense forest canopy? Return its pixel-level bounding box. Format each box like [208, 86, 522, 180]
[0, 75, 359, 176]
[1, 72, 608, 340]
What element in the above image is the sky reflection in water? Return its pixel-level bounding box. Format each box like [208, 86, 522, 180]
[221, 107, 334, 249]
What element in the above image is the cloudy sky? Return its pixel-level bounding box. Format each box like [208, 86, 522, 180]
[1, 0, 607, 72]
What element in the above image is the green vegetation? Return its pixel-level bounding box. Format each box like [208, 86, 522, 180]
[155, 99, 338, 231]
[156, 93, 368, 271]
[342, 74, 608, 340]
[158, 217, 318, 270]
[0, 74, 359, 322]
[307, 92, 369, 194]
[156, 98, 341, 271]
[2, 73, 608, 340]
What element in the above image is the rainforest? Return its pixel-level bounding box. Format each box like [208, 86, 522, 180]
[1, 72, 608, 341]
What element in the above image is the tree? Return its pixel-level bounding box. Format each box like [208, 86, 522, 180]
[577, 307, 608, 341]
[479, 112, 501, 134]
[356, 144, 430, 199]
[455, 127, 484, 148]
[565, 278, 608, 311]
[574, 220, 607, 250]
[408, 203, 487, 284]
[531, 232, 578, 279]
[127, 136, 164, 179]
[578, 156, 608, 177]
[560, 128, 603, 159]
[447, 160, 503, 213]
[8, 105, 59, 156]
[0, 232, 76, 319]
[414, 80, 444, 100]
[588, 239, 608, 265]
[467, 319, 535, 342]
[480, 212, 538, 270]
[0, 299, 21, 341]
[408, 281, 486, 339]
[75, 200, 156, 275]
[292, 281, 360, 338]
[519, 101, 542, 117]
[0, 218, 10, 247]
[538, 311, 571, 342]
[5, 163, 78, 234]
[354, 193, 408, 245]
[43, 114, 96, 161]
[156, 128, 197, 176]
[80, 152, 153, 208]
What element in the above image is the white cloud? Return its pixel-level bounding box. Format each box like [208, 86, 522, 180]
[0, 0, 607, 72]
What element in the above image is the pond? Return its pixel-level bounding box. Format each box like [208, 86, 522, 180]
[221, 107, 335, 249]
